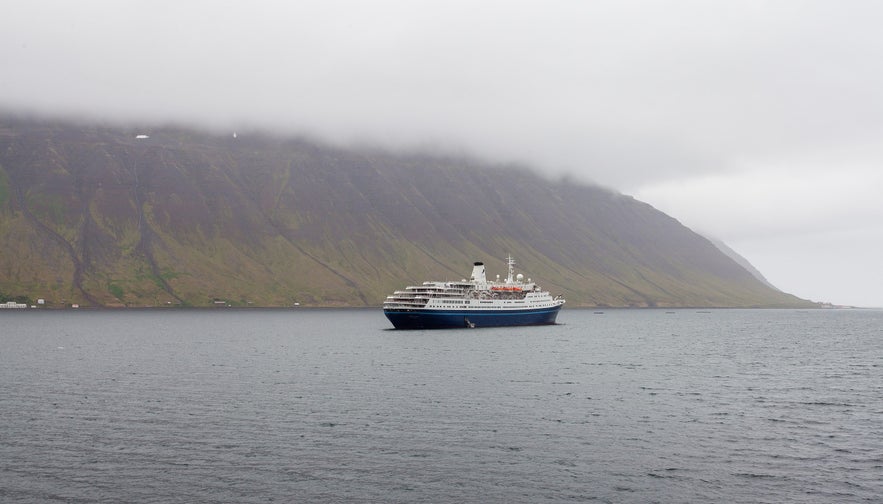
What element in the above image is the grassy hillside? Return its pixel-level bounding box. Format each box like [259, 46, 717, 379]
[0, 117, 813, 308]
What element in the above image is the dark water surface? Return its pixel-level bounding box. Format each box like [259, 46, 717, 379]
[2, 308, 881, 503]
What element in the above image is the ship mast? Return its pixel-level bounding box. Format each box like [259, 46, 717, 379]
[506, 255, 516, 284]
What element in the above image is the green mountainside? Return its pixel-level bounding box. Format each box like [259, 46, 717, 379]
[0, 117, 813, 308]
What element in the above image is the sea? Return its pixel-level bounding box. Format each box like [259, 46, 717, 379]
[1, 308, 881, 503]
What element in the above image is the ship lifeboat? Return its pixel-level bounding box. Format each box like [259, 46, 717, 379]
[491, 286, 522, 292]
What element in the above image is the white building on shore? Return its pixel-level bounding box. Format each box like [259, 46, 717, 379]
[0, 301, 28, 309]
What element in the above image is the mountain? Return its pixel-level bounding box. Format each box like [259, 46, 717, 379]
[706, 236, 780, 291]
[0, 116, 813, 308]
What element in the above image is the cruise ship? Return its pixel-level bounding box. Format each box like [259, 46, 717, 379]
[383, 256, 565, 329]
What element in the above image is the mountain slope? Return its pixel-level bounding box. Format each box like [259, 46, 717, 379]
[0, 117, 812, 308]
[706, 235, 780, 291]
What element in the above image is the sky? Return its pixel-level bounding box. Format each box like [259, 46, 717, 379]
[2, 1, 882, 306]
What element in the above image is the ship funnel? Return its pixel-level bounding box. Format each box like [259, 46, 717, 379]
[471, 262, 486, 282]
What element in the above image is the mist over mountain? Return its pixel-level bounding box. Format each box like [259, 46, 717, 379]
[0, 116, 812, 308]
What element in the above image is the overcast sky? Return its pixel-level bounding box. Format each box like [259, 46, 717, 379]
[3, 1, 882, 306]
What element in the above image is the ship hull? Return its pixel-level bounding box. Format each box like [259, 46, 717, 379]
[384, 305, 562, 330]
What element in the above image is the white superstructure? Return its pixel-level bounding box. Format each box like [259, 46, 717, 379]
[383, 256, 565, 313]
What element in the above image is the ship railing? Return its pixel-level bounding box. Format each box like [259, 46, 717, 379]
[383, 302, 429, 309]
[390, 291, 431, 298]
[386, 297, 429, 303]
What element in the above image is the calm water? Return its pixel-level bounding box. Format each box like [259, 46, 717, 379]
[1, 308, 881, 503]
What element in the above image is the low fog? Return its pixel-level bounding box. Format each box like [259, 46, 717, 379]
[3, 1, 882, 306]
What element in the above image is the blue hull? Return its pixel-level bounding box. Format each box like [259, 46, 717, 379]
[384, 305, 562, 330]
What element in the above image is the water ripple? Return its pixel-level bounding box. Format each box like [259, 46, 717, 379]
[1, 308, 882, 503]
